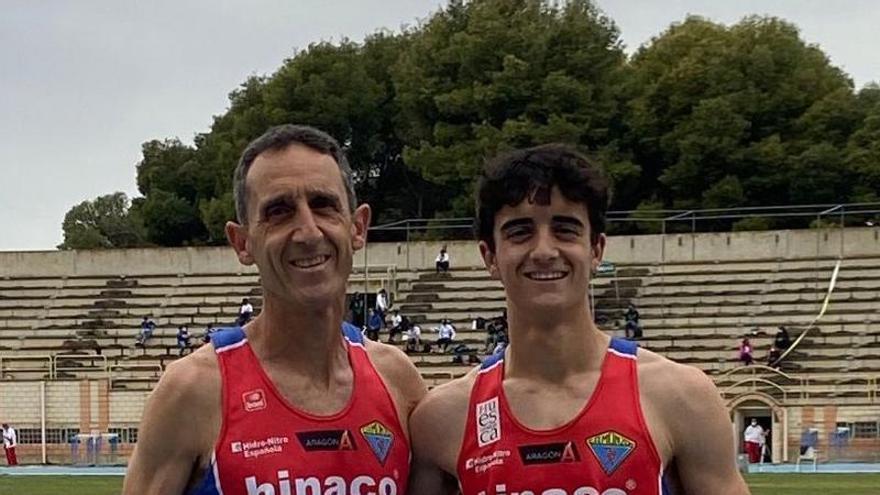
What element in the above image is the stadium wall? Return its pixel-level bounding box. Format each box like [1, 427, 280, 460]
[1, 227, 878, 278]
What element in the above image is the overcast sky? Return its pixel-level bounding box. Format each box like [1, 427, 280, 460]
[2, 0, 877, 251]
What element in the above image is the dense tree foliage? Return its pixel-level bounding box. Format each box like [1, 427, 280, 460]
[62, 0, 879, 248]
[59, 193, 146, 250]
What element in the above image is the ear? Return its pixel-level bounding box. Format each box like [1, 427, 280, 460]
[351, 204, 372, 251]
[479, 240, 500, 280]
[225, 221, 255, 266]
[590, 233, 607, 271]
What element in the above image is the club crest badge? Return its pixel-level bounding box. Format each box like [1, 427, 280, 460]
[586, 431, 636, 475]
[360, 421, 393, 465]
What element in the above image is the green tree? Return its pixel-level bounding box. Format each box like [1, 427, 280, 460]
[393, 0, 627, 216]
[624, 15, 853, 211]
[59, 192, 146, 250]
[139, 190, 206, 246]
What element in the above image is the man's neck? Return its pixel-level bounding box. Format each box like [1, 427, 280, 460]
[244, 293, 348, 386]
[505, 303, 609, 383]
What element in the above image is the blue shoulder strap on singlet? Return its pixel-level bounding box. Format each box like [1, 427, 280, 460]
[211, 323, 364, 348]
[209, 327, 246, 349]
[662, 475, 674, 495]
[480, 349, 505, 370]
[609, 336, 639, 356]
[188, 464, 221, 495]
[342, 321, 364, 344]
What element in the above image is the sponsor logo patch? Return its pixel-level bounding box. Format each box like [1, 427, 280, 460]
[586, 431, 636, 475]
[476, 396, 501, 447]
[229, 436, 289, 460]
[464, 449, 511, 473]
[517, 441, 580, 465]
[242, 389, 267, 412]
[296, 430, 356, 452]
[360, 421, 393, 465]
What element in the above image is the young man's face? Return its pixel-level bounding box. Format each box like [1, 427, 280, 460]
[479, 186, 605, 316]
[226, 144, 370, 308]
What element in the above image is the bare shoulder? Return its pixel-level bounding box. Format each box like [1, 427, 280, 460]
[410, 370, 477, 472]
[637, 347, 719, 405]
[123, 345, 221, 494]
[158, 345, 221, 404]
[363, 341, 428, 415]
[635, 348, 749, 493]
[636, 347, 730, 454]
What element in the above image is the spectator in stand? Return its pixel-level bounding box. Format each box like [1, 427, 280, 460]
[435, 247, 450, 274]
[404, 324, 422, 354]
[349, 292, 365, 329]
[1, 423, 17, 466]
[236, 298, 254, 326]
[743, 419, 765, 463]
[375, 288, 389, 324]
[176, 325, 191, 356]
[774, 326, 792, 351]
[624, 303, 642, 340]
[451, 343, 481, 365]
[766, 346, 782, 369]
[136, 316, 156, 346]
[388, 309, 410, 344]
[739, 337, 754, 366]
[484, 311, 508, 353]
[201, 324, 218, 344]
[366, 308, 383, 342]
[435, 318, 457, 353]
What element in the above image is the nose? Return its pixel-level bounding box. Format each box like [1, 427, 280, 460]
[529, 226, 559, 264]
[289, 206, 324, 245]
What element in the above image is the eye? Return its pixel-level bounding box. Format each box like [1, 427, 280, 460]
[554, 225, 581, 237]
[504, 227, 530, 240]
[309, 195, 339, 212]
[264, 204, 291, 218]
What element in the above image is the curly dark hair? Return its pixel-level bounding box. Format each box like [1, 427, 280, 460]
[476, 144, 610, 251]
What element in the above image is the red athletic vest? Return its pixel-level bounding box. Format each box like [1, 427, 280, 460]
[457, 338, 666, 495]
[190, 324, 409, 495]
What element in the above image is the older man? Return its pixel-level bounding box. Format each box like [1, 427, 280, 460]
[124, 125, 425, 495]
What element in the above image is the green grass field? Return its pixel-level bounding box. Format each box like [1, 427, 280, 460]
[1, 473, 879, 494]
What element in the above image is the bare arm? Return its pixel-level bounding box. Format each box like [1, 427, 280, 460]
[366, 341, 428, 439]
[122, 354, 218, 495]
[408, 377, 472, 495]
[668, 366, 750, 495]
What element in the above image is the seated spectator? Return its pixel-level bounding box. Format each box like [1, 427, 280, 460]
[451, 343, 481, 365]
[624, 303, 642, 340]
[136, 316, 156, 346]
[435, 247, 450, 274]
[774, 326, 792, 351]
[237, 298, 254, 326]
[202, 324, 218, 344]
[388, 310, 410, 344]
[739, 337, 754, 366]
[767, 346, 782, 369]
[366, 308, 383, 342]
[434, 318, 457, 353]
[484, 313, 509, 353]
[176, 325, 191, 356]
[404, 324, 422, 354]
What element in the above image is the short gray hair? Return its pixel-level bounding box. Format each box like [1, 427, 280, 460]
[233, 124, 357, 223]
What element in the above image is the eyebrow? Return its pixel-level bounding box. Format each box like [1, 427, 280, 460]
[499, 218, 533, 232]
[552, 216, 585, 229]
[259, 188, 343, 213]
[499, 216, 585, 231]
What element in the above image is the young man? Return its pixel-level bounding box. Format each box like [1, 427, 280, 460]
[123, 125, 426, 495]
[409, 145, 749, 494]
